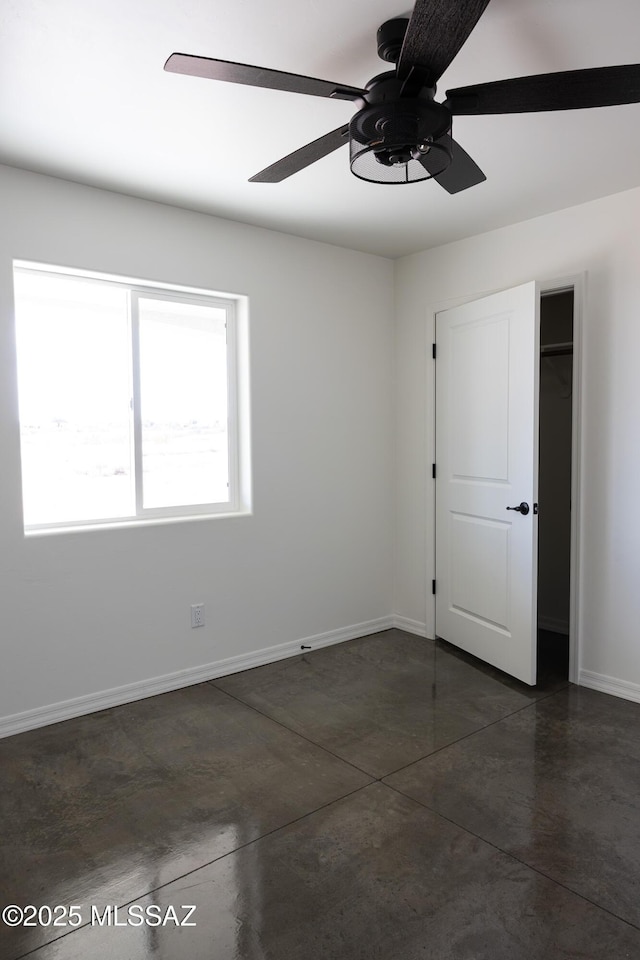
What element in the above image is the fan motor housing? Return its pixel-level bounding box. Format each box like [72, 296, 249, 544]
[350, 73, 452, 183]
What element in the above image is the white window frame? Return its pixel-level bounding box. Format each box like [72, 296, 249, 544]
[13, 261, 251, 534]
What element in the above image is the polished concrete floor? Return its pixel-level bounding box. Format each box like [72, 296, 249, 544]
[2, 629, 640, 959]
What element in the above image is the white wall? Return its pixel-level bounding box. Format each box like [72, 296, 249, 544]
[0, 165, 394, 733]
[6, 162, 640, 731]
[394, 185, 640, 699]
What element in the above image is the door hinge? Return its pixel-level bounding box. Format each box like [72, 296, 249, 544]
[432, 342, 437, 359]
[432, 579, 436, 595]
[432, 463, 436, 479]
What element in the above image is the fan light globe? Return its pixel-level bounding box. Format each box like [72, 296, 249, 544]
[348, 94, 453, 184]
[350, 136, 451, 184]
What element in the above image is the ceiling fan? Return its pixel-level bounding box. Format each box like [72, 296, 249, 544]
[164, 0, 640, 192]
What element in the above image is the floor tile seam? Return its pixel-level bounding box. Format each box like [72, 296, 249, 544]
[209, 676, 569, 778]
[206, 680, 377, 780]
[12, 781, 378, 960]
[377, 686, 573, 780]
[382, 780, 640, 934]
[205, 677, 563, 784]
[530, 682, 572, 704]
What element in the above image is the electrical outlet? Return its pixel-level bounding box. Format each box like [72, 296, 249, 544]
[190, 603, 205, 628]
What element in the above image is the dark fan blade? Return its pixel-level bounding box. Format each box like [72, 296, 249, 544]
[447, 64, 640, 115]
[418, 133, 486, 193]
[250, 125, 350, 182]
[164, 53, 366, 102]
[398, 0, 491, 84]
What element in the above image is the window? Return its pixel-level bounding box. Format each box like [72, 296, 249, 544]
[13, 263, 250, 532]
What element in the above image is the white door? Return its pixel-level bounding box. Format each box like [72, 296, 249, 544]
[435, 282, 540, 685]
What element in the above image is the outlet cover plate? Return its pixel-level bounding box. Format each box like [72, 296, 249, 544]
[190, 603, 205, 628]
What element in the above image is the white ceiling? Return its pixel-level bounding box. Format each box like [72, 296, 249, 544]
[2, 0, 640, 258]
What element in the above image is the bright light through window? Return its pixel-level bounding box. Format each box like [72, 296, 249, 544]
[137, 296, 229, 509]
[13, 265, 247, 531]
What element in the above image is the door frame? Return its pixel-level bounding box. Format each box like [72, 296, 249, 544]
[429, 273, 584, 685]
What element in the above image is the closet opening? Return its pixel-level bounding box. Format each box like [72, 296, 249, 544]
[537, 289, 574, 684]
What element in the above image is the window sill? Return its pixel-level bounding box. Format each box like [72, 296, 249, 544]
[24, 509, 253, 537]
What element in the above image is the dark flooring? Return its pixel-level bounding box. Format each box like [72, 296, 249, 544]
[2, 629, 640, 959]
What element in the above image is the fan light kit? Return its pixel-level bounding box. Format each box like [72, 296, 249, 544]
[165, 0, 640, 193]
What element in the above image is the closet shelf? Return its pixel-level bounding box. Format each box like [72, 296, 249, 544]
[541, 341, 573, 357]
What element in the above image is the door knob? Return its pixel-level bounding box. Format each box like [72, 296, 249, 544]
[506, 501, 530, 516]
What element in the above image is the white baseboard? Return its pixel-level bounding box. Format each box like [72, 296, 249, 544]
[538, 616, 569, 635]
[0, 616, 394, 740]
[578, 669, 640, 705]
[391, 615, 429, 638]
